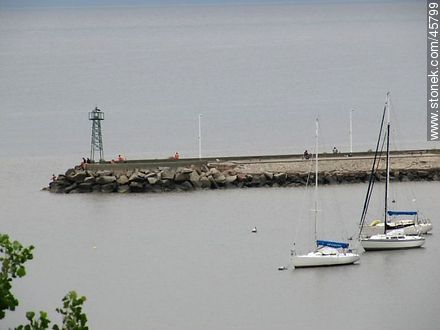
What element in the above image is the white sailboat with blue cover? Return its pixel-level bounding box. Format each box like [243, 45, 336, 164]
[291, 118, 360, 268]
[362, 210, 432, 236]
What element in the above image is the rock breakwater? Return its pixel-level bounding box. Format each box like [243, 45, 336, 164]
[45, 159, 440, 194]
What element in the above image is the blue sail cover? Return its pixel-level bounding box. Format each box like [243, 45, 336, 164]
[387, 211, 417, 216]
[316, 240, 349, 249]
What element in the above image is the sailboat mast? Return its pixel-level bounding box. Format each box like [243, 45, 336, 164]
[314, 118, 319, 246]
[358, 104, 387, 238]
[384, 92, 391, 234]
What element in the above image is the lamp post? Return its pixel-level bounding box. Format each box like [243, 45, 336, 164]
[198, 113, 202, 159]
[349, 109, 354, 156]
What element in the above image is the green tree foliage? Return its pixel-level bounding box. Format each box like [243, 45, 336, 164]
[0, 234, 34, 319]
[15, 311, 51, 330]
[15, 292, 88, 330]
[1, 233, 88, 330]
[53, 291, 88, 330]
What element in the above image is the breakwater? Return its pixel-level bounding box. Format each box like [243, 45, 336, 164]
[45, 150, 440, 194]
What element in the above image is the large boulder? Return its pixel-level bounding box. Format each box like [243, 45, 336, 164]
[64, 183, 78, 194]
[101, 183, 116, 193]
[258, 174, 267, 186]
[129, 172, 146, 183]
[245, 174, 254, 182]
[160, 179, 174, 189]
[274, 172, 287, 183]
[178, 181, 194, 191]
[428, 169, 438, 179]
[145, 171, 158, 178]
[92, 184, 101, 192]
[245, 175, 260, 187]
[264, 172, 274, 180]
[96, 170, 113, 177]
[335, 173, 345, 183]
[147, 177, 158, 185]
[84, 176, 96, 184]
[129, 182, 144, 193]
[236, 174, 247, 182]
[161, 168, 176, 180]
[177, 167, 193, 174]
[56, 174, 66, 181]
[323, 173, 337, 184]
[117, 175, 129, 185]
[200, 165, 210, 173]
[144, 184, 154, 192]
[214, 174, 226, 184]
[175, 171, 191, 182]
[417, 170, 429, 178]
[49, 183, 65, 193]
[189, 171, 201, 187]
[96, 176, 117, 185]
[200, 176, 211, 188]
[65, 168, 76, 177]
[52, 179, 70, 188]
[77, 182, 93, 193]
[117, 185, 130, 193]
[225, 175, 237, 183]
[69, 172, 88, 183]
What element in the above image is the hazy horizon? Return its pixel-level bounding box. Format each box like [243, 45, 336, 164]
[0, 0, 416, 9]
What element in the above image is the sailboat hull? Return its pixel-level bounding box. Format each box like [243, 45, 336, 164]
[361, 219, 433, 237]
[419, 222, 433, 234]
[292, 253, 360, 268]
[362, 223, 422, 237]
[360, 235, 425, 250]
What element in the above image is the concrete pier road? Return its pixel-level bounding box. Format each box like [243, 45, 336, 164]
[230, 151, 440, 175]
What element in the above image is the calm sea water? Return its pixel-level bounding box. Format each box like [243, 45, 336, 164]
[1, 1, 439, 329]
[0, 0, 431, 159]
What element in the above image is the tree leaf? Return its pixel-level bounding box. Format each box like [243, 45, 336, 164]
[25, 311, 35, 321]
[16, 267, 26, 278]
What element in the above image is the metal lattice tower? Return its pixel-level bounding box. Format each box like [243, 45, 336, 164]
[89, 107, 104, 162]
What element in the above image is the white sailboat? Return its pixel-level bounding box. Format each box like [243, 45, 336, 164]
[292, 118, 360, 268]
[360, 232, 425, 250]
[359, 92, 425, 251]
[418, 217, 433, 234]
[362, 210, 433, 237]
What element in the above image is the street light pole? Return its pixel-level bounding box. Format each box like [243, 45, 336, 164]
[349, 109, 354, 155]
[198, 114, 202, 159]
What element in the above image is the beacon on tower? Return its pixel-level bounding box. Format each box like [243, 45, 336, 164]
[88, 107, 104, 162]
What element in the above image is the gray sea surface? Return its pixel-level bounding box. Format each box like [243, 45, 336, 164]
[0, 0, 431, 159]
[1, 1, 439, 329]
